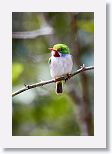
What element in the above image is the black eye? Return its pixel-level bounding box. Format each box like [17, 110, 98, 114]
[58, 48, 62, 51]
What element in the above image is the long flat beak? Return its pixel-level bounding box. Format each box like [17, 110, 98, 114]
[48, 48, 57, 52]
[48, 48, 53, 51]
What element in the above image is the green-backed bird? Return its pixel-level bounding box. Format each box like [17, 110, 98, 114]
[48, 44, 73, 94]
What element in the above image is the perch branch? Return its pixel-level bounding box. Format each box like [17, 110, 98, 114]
[12, 65, 94, 97]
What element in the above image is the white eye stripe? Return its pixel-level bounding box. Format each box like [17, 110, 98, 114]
[52, 51, 55, 56]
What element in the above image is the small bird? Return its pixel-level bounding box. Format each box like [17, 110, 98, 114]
[48, 44, 73, 94]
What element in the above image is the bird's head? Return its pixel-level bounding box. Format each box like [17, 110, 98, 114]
[48, 44, 70, 57]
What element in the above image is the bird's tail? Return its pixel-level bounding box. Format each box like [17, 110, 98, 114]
[56, 81, 63, 94]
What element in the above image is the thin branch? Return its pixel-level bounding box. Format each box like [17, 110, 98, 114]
[12, 26, 53, 39]
[12, 65, 94, 97]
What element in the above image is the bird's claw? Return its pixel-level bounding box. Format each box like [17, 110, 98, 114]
[64, 73, 71, 83]
[64, 77, 68, 83]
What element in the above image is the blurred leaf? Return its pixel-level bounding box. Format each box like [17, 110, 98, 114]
[12, 12, 41, 31]
[48, 13, 71, 39]
[12, 63, 24, 84]
[33, 94, 74, 124]
[77, 20, 94, 32]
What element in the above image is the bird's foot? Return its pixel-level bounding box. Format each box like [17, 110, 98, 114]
[64, 73, 71, 83]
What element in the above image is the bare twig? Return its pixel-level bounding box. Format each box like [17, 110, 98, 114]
[12, 65, 94, 97]
[12, 26, 53, 39]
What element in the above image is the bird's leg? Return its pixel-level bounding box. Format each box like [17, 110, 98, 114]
[67, 73, 71, 79]
[64, 73, 71, 83]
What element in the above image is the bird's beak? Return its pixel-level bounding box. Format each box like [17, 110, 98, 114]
[48, 48, 53, 51]
[48, 48, 57, 52]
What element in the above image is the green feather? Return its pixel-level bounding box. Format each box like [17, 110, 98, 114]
[53, 44, 70, 54]
[48, 57, 51, 64]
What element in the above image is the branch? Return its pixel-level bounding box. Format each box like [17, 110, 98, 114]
[12, 26, 53, 39]
[12, 65, 94, 97]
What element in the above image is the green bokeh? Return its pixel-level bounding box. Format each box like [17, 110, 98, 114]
[12, 12, 94, 136]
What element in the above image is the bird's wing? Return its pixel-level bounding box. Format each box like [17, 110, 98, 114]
[48, 57, 51, 64]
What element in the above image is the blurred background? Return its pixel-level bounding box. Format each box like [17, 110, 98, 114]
[12, 12, 94, 136]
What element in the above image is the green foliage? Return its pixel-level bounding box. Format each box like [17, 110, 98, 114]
[12, 94, 80, 136]
[12, 12, 94, 136]
[12, 63, 24, 84]
[77, 20, 94, 32]
[33, 94, 73, 122]
[47, 13, 71, 39]
[12, 12, 41, 31]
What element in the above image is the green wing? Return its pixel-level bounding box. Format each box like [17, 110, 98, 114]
[48, 57, 51, 64]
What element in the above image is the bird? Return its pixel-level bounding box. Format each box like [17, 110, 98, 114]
[48, 43, 73, 94]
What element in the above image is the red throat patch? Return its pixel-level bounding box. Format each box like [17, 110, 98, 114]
[53, 51, 60, 57]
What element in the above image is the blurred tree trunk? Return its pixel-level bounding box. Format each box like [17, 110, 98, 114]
[69, 13, 94, 136]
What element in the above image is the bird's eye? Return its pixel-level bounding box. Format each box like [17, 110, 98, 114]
[58, 48, 62, 51]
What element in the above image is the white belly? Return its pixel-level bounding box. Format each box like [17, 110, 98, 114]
[50, 54, 73, 78]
